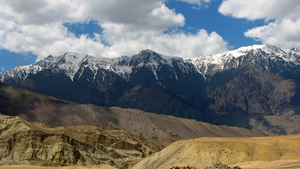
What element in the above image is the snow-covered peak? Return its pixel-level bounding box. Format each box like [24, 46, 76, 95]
[130, 49, 176, 68]
[236, 44, 265, 51]
[186, 45, 265, 69]
[226, 44, 265, 58]
[58, 52, 88, 65]
[198, 44, 287, 59]
[186, 44, 300, 75]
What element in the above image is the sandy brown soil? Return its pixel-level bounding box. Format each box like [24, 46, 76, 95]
[167, 160, 300, 169]
[0, 165, 116, 169]
[129, 134, 300, 169]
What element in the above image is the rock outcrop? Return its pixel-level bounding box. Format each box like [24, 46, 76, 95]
[205, 161, 240, 169]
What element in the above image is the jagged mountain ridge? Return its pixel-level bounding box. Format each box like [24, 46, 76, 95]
[1, 44, 298, 90]
[2, 44, 300, 84]
[1, 44, 300, 97]
[0, 49, 188, 84]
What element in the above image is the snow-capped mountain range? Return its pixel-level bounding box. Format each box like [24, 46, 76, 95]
[1, 44, 300, 84]
[0, 49, 186, 84]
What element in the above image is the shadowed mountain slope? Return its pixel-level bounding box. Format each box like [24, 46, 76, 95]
[199, 67, 300, 136]
[0, 82, 265, 147]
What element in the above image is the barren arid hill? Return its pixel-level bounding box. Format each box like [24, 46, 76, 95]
[0, 113, 162, 168]
[128, 134, 300, 169]
[108, 107, 266, 146]
[0, 165, 117, 169]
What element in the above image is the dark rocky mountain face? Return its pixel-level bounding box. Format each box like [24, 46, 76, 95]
[1, 50, 206, 116]
[208, 68, 283, 115]
[1, 44, 300, 135]
[197, 66, 300, 135]
[19, 68, 131, 107]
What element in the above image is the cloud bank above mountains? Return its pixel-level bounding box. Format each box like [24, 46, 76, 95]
[0, 0, 300, 60]
[0, 0, 226, 60]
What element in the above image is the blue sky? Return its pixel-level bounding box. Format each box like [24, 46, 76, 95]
[1, 0, 300, 73]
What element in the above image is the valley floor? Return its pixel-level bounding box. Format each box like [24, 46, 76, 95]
[2, 160, 300, 169]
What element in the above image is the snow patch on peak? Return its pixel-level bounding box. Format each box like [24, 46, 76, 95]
[185, 44, 268, 69]
[186, 44, 300, 75]
[236, 44, 265, 52]
[226, 44, 265, 58]
[59, 52, 88, 66]
[134, 49, 178, 67]
[0, 63, 43, 83]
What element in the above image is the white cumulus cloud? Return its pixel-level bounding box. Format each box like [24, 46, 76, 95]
[219, 0, 300, 20]
[244, 18, 300, 49]
[219, 0, 300, 49]
[100, 23, 228, 58]
[0, 0, 229, 60]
